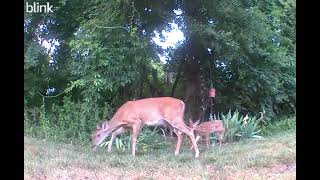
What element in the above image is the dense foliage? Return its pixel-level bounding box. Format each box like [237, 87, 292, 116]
[24, 0, 296, 144]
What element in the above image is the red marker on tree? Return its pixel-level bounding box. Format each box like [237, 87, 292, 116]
[209, 88, 216, 98]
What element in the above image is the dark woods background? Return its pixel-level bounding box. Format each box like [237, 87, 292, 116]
[24, 0, 296, 144]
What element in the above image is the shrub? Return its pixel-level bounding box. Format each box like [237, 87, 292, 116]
[24, 96, 113, 145]
[220, 109, 264, 142]
[260, 116, 296, 136]
[100, 126, 170, 152]
[138, 127, 170, 151]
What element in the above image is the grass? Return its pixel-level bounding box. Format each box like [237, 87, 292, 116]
[24, 129, 296, 180]
[261, 116, 296, 136]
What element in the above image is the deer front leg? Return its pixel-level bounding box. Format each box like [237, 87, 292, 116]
[108, 127, 128, 153]
[217, 129, 225, 148]
[196, 135, 201, 142]
[108, 132, 116, 153]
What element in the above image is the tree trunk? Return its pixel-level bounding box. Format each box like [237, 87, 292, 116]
[170, 59, 184, 97]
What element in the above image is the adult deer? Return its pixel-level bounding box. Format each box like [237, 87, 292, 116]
[189, 119, 226, 149]
[91, 97, 200, 158]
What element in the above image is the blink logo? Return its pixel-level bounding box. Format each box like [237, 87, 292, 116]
[26, 2, 53, 13]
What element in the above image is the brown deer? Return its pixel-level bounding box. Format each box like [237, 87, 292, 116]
[189, 119, 226, 149]
[91, 97, 200, 158]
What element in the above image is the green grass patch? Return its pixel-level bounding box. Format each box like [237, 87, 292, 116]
[261, 116, 296, 136]
[25, 131, 296, 179]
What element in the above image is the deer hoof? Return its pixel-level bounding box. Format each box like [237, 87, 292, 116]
[195, 151, 199, 158]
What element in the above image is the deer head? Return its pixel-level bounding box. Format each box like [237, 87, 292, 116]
[189, 119, 200, 129]
[91, 121, 110, 149]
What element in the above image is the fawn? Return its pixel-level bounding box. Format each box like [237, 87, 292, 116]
[189, 119, 227, 149]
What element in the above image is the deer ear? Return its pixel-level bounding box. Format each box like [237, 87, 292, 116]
[96, 122, 102, 130]
[194, 119, 200, 125]
[189, 118, 193, 125]
[101, 121, 109, 130]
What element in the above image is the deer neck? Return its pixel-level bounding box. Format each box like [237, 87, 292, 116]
[105, 118, 126, 134]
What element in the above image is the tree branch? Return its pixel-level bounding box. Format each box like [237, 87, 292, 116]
[95, 24, 125, 29]
[37, 88, 68, 98]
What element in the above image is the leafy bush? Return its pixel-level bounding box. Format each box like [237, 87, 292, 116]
[220, 109, 264, 142]
[138, 127, 170, 151]
[24, 96, 113, 145]
[260, 116, 296, 136]
[100, 126, 170, 152]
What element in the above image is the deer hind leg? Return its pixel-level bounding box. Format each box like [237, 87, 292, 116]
[169, 126, 174, 137]
[164, 122, 174, 138]
[131, 121, 142, 157]
[108, 127, 129, 153]
[190, 134, 201, 150]
[173, 129, 184, 156]
[205, 134, 210, 148]
[167, 119, 200, 158]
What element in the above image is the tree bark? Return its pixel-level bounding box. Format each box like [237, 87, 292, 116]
[170, 59, 184, 97]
